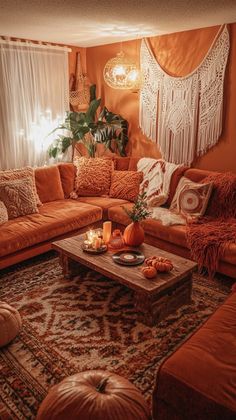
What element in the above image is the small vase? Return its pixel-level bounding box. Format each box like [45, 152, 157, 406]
[123, 222, 145, 247]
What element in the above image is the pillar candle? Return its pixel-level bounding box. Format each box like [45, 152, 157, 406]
[103, 221, 112, 244]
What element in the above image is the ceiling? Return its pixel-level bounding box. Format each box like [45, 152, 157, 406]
[0, 0, 236, 47]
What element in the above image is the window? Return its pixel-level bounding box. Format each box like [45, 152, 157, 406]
[0, 39, 69, 169]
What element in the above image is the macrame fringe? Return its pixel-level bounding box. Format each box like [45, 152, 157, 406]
[140, 25, 230, 165]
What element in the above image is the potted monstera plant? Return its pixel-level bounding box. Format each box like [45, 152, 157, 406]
[48, 85, 128, 159]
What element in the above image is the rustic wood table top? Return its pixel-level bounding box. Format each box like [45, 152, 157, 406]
[52, 234, 197, 296]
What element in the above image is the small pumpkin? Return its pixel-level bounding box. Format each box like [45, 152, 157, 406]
[145, 256, 157, 266]
[152, 257, 173, 272]
[141, 266, 157, 279]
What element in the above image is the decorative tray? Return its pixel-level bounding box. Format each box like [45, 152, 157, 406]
[81, 244, 107, 254]
[112, 250, 145, 266]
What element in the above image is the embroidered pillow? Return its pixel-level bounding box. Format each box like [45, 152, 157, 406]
[0, 177, 39, 219]
[109, 170, 143, 202]
[72, 157, 113, 197]
[0, 201, 8, 225]
[0, 167, 41, 206]
[170, 176, 213, 221]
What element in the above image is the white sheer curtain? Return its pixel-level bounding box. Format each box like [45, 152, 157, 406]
[0, 40, 69, 169]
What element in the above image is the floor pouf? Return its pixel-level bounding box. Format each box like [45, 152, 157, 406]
[36, 370, 151, 420]
[0, 301, 22, 347]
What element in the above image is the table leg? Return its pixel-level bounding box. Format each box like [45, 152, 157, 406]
[59, 254, 80, 279]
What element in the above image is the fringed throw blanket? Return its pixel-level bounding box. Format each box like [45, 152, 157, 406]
[140, 25, 230, 165]
[138, 158, 181, 207]
[186, 173, 236, 277]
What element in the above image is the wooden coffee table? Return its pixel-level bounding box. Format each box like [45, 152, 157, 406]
[52, 235, 197, 326]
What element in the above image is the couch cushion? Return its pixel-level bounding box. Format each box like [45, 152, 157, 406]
[0, 177, 39, 219]
[153, 292, 236, 419]
[109, 170, 143, 202]
[184, 168, 218, 183]
[35, 165, 64, 203]
[170, 176, 213, 221]
[77, 196, 129, 219]
[0, 166, 41, 206]
[114, 157, 130, 170]
[0, 201, 8, 225]
[0, 200, 102, 258]
[108, 204, 236, 265]
[73, 157, 113, 196]
[57, 163, 76, 198]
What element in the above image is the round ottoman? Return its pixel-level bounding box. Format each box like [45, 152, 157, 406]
[0, 301, 22, 347]
[37, 370, 151, 420]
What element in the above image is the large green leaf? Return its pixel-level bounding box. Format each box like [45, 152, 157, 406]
[85, 98, 101, 124]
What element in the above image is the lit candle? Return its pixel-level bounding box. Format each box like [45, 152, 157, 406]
[94, 237, 102, 250]
[103, 221, 112, 244]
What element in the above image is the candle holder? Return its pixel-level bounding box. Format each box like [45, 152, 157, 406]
[82, 229, 107, 254]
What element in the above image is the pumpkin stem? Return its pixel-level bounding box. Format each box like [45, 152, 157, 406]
[96, 377, 109, 393]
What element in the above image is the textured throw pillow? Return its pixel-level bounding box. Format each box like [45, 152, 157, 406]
[0, 177, 39, 219]
[73, 157, 113, 197]
[0, 167, 41, 206]
[0, 201, 8, 225]
[109, 170, 143, 202]
[170, 176, 213, 221]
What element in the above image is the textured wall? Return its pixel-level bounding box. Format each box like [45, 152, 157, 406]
[86, 24, 236, 173]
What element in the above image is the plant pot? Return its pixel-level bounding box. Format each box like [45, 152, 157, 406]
[123, 222, 145, 247]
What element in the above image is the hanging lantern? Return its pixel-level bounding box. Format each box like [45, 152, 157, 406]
[103, 51, 141, 90]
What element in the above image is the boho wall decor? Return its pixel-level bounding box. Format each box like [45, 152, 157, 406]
[139, 25, 230, 165]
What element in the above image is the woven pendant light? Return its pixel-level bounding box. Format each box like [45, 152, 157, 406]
[103, 51, 141, 90]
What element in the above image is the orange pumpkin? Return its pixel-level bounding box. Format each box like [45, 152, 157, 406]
[36, 370, 151, 420]
[152, 257, 173, 272]
[145, 256, 157, 266]
[123, 222, 144, 247]
[141, 266, 157, 279]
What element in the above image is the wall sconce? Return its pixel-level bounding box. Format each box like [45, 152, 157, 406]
[103, 51, 141, 90]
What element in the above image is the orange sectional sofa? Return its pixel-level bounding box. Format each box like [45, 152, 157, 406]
[1, 157, 235, 420]
[152, 290, 236, 419]
[1, 157, 236, 279]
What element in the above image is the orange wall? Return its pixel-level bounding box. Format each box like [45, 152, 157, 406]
[86, 24, 236, 173]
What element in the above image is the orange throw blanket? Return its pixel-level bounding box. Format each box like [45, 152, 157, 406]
[186, 173, 236, 277]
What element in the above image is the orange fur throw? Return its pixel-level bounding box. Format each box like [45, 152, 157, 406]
[186, 172, 236, 277]
[203, 172, 236, 218]
[186, 217, 236, 278]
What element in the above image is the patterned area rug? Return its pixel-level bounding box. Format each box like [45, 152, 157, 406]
[0, 253, 233, 419]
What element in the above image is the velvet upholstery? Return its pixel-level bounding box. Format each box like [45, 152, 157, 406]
[77, 196, 129, 219]
[114, 157, 130, 170]
[35, 165, 64, 203]
[0, 200, 102, 258]
[58, 163, 76, 198]
[152, 292, 236, 420]
[184, 168, 219, 183]
[128, 157, 140, 171]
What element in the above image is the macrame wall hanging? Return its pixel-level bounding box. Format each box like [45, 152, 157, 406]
[69, 52, 90, 111]
[139, 25, 230, 165]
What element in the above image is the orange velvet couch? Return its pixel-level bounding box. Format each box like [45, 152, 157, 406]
[152, 290, 236, 420]
[1, 158, 236, 279]
[0, 162, 130, 269]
